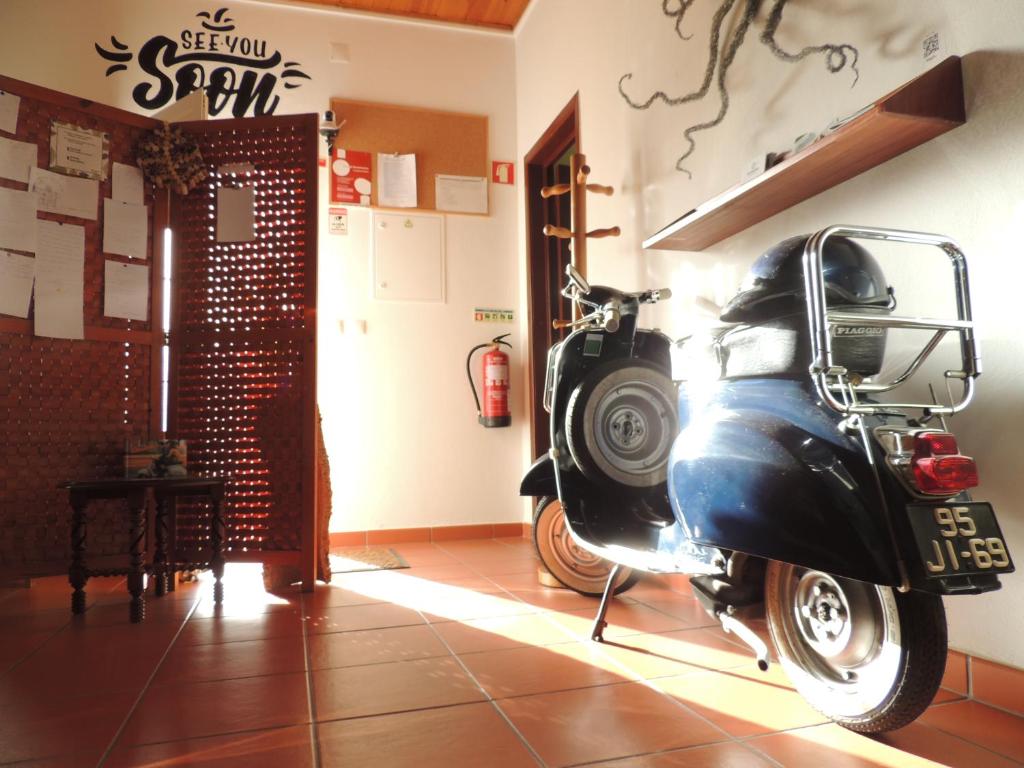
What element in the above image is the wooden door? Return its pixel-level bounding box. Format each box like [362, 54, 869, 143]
[524, 95, 580, 461]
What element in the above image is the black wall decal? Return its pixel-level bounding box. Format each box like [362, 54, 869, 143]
[96, 7, 310, 118]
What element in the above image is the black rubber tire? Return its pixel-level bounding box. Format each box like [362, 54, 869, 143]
[765, 560, 947, 733]
[565, 359, 677, 489]
[532, 496, 639, 597]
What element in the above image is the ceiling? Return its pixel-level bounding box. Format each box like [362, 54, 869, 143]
[298, 0, 532, 30]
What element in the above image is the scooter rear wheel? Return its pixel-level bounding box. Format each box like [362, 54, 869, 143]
[532, 496, 639, 597]
[765, 560, 946, 733]
[565, 360, 677, 489]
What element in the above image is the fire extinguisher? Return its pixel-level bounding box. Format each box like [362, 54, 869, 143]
[466, 334, 512, 427]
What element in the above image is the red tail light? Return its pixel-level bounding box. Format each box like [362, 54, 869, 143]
[911, 432, 979, 494]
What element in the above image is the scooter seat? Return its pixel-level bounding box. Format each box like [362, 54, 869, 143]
[674, 310, 888, 381]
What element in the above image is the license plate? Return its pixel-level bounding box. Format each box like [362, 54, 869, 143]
[907, 502, 1014, 578]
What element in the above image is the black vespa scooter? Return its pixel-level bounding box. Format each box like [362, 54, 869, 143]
[521, 225, 1014, 733]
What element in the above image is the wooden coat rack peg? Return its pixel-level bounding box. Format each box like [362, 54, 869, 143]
[539, 152, 620, 290]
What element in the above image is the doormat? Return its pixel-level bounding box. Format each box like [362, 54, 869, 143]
[330, 547, 410, 574]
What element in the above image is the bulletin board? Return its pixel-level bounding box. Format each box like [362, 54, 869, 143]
[0, 75, 164, 571]
[329, 98, 488, 212]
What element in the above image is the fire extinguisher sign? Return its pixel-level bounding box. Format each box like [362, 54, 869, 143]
[474, 307, 514, 323]
[492, 161, 514, 185]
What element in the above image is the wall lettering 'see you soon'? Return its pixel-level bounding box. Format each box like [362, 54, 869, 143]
[96, 7, 310, 117]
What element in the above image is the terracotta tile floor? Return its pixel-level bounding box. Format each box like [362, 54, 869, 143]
[1, 537, 1021, 767]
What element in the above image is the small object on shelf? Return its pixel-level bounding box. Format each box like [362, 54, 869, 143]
[125, 438, 187, 478]
[645, 56, 965, 252]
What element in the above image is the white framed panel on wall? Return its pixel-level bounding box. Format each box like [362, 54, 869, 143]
[371, 211, 445, 302]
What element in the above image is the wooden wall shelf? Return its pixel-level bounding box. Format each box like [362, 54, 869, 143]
[644, 56, 965, 252]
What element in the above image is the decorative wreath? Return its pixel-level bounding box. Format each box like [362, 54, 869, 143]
[136, 124, 208, 195]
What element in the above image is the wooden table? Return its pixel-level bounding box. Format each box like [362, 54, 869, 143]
[63, 477, 227, 623]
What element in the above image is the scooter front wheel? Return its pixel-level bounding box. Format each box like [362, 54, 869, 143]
[765, 560, 946, 733]
[532, 496, 639, 597]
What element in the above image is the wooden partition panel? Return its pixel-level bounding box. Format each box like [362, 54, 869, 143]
[0, 76, 163, 571]
[168, 115, 318, 588]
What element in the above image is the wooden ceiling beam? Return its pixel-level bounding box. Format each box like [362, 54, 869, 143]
[296, 0, 530, 30]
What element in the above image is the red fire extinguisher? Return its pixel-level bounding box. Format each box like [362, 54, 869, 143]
[466, 334, 512, 427]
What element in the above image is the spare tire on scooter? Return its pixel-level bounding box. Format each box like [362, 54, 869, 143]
[565, 359, 677, 489]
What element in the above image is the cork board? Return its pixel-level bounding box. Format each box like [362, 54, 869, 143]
[330, 98, 488, 213]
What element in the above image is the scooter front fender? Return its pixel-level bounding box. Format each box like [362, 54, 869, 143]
[520, 454, 557, 497]
[669, 405, 902, 586]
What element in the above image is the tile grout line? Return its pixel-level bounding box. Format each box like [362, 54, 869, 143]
[966, 652, 973, 698]
[390, 547, 1024, 764]
[414, 603, 549, 767]
[437, 545, 754, 757]
[94, 590, 203, 768]
[2, 579, 134, 676]
[428, 543, 748, 762]
[918, 699, 1024, 763]
[299, 591, 323, 768]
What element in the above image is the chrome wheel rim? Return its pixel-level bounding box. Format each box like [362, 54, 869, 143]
[591, 381, 674, 481]
[774, 564, 902, 716]
[546, 506, 609, 581]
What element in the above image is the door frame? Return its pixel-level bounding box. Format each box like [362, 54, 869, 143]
[523, 93, 580, 461]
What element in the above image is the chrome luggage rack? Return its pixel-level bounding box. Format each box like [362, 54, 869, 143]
[803, 225, 981, 417]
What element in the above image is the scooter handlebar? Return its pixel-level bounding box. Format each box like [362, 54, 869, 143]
[639, 288, 672, 304]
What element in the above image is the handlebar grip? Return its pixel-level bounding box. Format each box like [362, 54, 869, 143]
[603, 307, 621, 333]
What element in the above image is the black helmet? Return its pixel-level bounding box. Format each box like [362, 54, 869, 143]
[720, 234, 893, 324]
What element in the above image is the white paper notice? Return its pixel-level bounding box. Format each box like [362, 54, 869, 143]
[51, 122, 106, 179]
[0, 250, 35, 318]
[0, 92, 19, 134]
[216, 186, 255, 242]
[34, 220, 85, 339]
[30, 167, 99, 220]
[103, 198, 148, 258]
[104, 260, 149, 321]
[112, 162, 144, 204]
[435, 174, 488, 215]
[0, 187, 38, 253]
[378, 153, 417, 208]
[0, 136, 36, 183]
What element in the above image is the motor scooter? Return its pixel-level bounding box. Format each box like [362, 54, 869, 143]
[521, 224, 1014, 732]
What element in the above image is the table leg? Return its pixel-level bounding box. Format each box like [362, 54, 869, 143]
[211, 496, 226, 604]
[128, 492, 147, 623]
[153, 495, 169, 597]
[68, 498, 88, 615]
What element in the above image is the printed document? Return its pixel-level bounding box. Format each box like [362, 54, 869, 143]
[378, 153, 417, 208]
[30, 167, 99, 220]
[0, 250, 35, 318]
[34, 220, 85, 339]
[104, 260, 149, 321]
[0, 187, 38, 252]
[0, 135, 36, 183]
[103, 198, 148, 259]
[112, 162, 144, 205]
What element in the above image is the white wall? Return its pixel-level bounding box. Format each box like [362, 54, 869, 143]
[0, 0, 525, 533]
[515, 0, 1024, 667]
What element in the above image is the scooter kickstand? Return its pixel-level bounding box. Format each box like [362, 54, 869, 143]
[718, 610, 770, 672]
[590, 564, 621, 643]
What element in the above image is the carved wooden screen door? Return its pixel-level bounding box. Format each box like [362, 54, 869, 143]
[168, 115, 319, 589]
